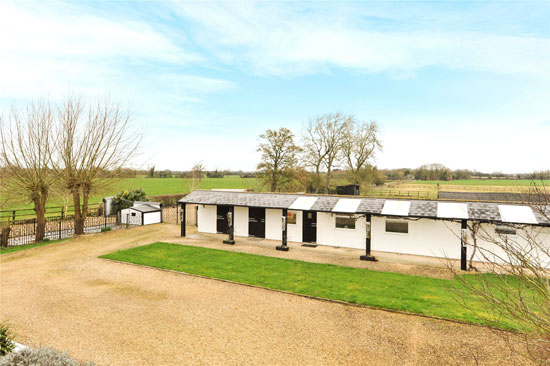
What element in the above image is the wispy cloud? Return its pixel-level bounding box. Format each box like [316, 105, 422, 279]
[171, 1, 550, 78]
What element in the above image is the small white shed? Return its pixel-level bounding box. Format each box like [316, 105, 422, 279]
[120, 202, 162, 226]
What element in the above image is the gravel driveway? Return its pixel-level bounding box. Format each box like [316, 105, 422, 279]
[0, 224, 530, 365]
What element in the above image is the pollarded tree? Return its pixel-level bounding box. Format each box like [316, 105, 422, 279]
[257, 128, 301, 192]
[341, 119, 382, 185]
[0, 102, 56, 241]
[54, 96, 140, 235]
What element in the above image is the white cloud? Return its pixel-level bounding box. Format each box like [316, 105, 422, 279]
[0, 1, 202, 99]
[171, 1, 550, 78]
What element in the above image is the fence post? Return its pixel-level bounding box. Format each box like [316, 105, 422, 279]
[61, 208, 64, 219]
[104, 215, 106, 228]
[58, 217, 62, 240]
[33, 218, 36, 236]
[12, 210, 15, 223]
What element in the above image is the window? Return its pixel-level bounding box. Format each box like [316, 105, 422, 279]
[335, 216, 356, 229]
[495, 225, 516, 235]
[385, 219, 408, 234]
[287, 211, 297, 225]
[131, 212, 136, 217]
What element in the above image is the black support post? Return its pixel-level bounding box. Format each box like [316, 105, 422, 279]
[223, 206, 235, 245]
[360, 214, 377, 261]
[276, 208, 289, 251]
[181, 203, 186, 237]
[460, 219, 467, 271]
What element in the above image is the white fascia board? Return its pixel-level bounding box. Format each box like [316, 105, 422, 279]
[437, 202, 468, 219]
[381, 200, 411, 217]
[498, 205, 537, 224]
[332, 198, 362, 213]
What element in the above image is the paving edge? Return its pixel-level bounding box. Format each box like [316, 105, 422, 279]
[101, 257, 515, 334]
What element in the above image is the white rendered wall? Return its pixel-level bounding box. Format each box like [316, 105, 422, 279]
[143, 211, 161, 225]
[469, 224, 550, 267]
[265, 209, 282, 240]
[316, 212, 366, 249]
[287, 210, 303, 243]
[371, 216, 462, 259]
[197, 205, 217, 234]
[234, 206, 249, 237]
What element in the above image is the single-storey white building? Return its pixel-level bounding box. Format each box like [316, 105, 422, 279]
[178, 190, 550, 269]
[120, 202, 162, 226]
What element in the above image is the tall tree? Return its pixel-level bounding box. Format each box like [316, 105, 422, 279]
[302, 113, 352, 193]
[0, 102, 56, 241]
[257, 128, 300, 192]
[55, 96, 140, 235]
[341, 120, 382, 185]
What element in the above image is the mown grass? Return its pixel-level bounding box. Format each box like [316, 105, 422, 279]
[0, 238, 69, 255]
[100, 242, 525, 330]
[1, 176, 261, 211]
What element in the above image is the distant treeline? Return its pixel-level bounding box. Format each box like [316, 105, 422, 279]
[381, 164, 550, 181]
[131, 167, 258, 179]
[121, 166, 549, 182]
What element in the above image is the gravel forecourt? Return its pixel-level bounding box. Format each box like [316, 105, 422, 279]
[0, 223, 531, 365]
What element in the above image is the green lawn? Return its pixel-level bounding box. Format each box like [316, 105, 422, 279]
[0, 238, 69, 255]
[100, 242, 523, 330]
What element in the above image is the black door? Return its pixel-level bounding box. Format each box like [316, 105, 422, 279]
[248, 207, 265, 238]
[216, 205, 232, 234]
[302, 211, 317, 243]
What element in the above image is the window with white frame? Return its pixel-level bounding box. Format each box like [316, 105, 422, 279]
[385, 219, 408, 234]
[335, 215, 356, 229]
[495, 225, 516, 235]
[287, 211, 297, 225]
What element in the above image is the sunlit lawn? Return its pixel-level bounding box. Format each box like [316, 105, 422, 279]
[101, 242, 525, 331]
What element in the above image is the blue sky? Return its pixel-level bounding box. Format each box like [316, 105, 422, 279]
[1, 0, 549, 173]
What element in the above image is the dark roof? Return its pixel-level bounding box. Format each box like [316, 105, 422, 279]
[179, 190, 550, 226]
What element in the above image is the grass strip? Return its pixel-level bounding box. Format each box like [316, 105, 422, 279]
[101, 242, 521, 330]
[0, 238, 69, 255]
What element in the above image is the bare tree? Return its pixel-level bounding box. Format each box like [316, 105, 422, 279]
[449, 183, 550, 364]
[341, 120, 382, 185]
[188, 161, 206, 192]
[302, 113, 351, 193]
[54, 96, 140, 235]
[257, 128, 301, 192]
[0, 102, 56, 242]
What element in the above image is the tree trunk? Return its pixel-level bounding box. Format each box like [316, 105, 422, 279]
[1, 227, 10, 247]
[73, 189, 85, 235]
[325, 166, 332, 193]
[34, 202, 46, 242]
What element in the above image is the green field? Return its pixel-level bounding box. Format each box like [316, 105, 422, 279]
[1, 176, 261, 211]
[408, 179, 550, 186]
[101, 242, 526, 331]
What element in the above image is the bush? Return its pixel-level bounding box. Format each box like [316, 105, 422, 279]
[112, 189, 147, 210]
[100, 227, 111, 232]
[149, 194, 187, 206]
[0, 323, 15, 356]
[0, 347, 95, 366]
[42, 238, 50, 242]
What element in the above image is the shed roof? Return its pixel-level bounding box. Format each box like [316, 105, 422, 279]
[131, 203, 162, 213]
[179, 190, 550, 226]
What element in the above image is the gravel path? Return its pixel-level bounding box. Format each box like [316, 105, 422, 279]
[0, 224, 530, 365]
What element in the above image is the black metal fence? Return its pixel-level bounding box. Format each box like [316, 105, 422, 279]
[1, 213, 122, 246]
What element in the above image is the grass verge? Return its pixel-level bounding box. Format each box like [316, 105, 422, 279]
[100, 242, 521, 330]
[0, 238, 69, 255]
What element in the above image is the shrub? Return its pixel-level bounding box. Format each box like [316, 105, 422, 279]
[0, 347, 95, 366]
[0, 323, 15, 356]
[149, 194, 187, 206]
[112, 189, 147, 210]
[42, 238, 50, 242]
[100, 227, 111, 232]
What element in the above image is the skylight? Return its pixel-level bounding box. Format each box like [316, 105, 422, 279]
[498, 205, 537, 224]
[437, 202, 468, 219]
[381, 200, 411, 216]
[332, 198, 362, 213]
[289, 196, 318, 211]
